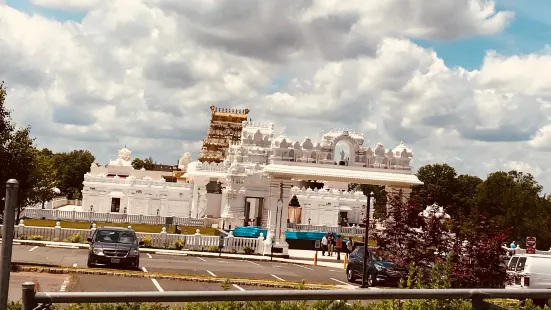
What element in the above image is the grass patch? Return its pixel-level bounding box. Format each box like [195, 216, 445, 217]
[22, 219, 217, 235]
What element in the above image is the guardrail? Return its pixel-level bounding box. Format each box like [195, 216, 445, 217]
[21, 282, 551, 310]
[21, 208, 217, 227]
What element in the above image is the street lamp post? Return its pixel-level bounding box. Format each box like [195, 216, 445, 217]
[361, 191, 374, 289]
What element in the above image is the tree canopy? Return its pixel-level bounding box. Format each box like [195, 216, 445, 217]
[411, 163, 551, 250]
[131, 156, 154, 170]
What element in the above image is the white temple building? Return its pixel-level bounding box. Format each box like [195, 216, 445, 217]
[81, 121, 423, 255]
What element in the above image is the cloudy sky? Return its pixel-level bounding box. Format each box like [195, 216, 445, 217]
[1, 0, 551, 190]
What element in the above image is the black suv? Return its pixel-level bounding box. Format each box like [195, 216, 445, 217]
[87, 227, 144, 269]
[346, 246, 407, 286]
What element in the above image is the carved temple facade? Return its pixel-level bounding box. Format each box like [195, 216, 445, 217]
[82, 116, 423, 256]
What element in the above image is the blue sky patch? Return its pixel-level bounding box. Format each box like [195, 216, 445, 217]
[6, 0, 85, 22]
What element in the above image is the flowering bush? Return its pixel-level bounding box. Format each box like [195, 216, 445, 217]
[375, 192, 507, 288]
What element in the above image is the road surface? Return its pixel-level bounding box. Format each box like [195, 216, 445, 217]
[10, 244, 357, 287]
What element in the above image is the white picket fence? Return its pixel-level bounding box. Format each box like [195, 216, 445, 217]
[1, 221, 265, 254]
[21, 208, 217, 228]
[287, 223, 365, 236]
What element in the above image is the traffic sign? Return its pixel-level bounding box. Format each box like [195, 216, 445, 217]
[526, 248, 536, 254]
[526, 237, 537, 248]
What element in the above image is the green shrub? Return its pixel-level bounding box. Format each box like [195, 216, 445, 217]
[206, 246, 219, 253]
[18, 235, 27, 240]
[142, 236, 153, 248]
[68, 233, 81, 243]
[53, 238, 59, 242]
[174, 240, 185, 250]
[242, 246, 254, 255]
[29, 235, 43, 241]
[221, 278, 231, 291]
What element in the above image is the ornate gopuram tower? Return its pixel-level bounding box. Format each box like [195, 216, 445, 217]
[198, 106, 250, 163]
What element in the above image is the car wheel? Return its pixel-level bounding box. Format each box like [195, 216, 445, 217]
[346, 267, 356, 283]
[367, 272, 376, 287]
[135, 258, 140, 269]
[87, 258, 94, 268]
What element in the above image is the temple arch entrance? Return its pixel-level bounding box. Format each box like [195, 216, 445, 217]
[332, 134, 358, 166]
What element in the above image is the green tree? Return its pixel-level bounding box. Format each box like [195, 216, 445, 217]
[348, 183, 387, 218]
[411, 164, 458, 212]
[28, 151, 59, 209]
[53, 150, 95, 200]
[131, 157, 145, 170]
[475, 170, 549, 249]
[0, 82, 39, 221]
[132, 156, 155, 170]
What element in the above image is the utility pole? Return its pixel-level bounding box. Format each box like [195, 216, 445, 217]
[361, 191, 373, 289]
[0, 180, 19, 308]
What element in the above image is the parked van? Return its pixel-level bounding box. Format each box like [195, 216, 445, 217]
[505, 254, 551, 307]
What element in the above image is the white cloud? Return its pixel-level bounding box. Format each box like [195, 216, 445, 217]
[3, 0, 551, 190]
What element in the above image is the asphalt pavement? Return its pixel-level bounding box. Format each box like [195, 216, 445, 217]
[9, 244, 357, 288]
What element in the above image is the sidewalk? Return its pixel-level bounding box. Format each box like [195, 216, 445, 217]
[12, 239, 346, 269]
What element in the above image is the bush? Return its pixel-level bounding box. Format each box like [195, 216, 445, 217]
[18, 235, 27, 240]
[242, 246, 254, 255]
[174, 240, 185, 250]
[142, 236, 153, 248]
[29, 235, 43, 241]
[206, 246, 219, 253]
[68, 233, 81, 243]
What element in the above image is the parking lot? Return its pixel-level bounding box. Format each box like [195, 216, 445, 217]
[9, 244, 358, 288]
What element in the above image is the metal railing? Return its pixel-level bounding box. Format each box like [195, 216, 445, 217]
[21, 282, 551, 310]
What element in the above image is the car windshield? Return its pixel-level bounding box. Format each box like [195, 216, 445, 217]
[95, 230, 136, 244]
[355, 247, 384, 261]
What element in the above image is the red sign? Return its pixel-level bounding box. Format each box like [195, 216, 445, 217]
[526, 237, 537, 254]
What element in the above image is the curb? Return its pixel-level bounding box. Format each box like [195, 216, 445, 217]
[12, 263, 337, 290]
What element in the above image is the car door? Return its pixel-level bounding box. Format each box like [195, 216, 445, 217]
[349, 247, 367, 277]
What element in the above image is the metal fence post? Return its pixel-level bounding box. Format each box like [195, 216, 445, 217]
[0, 179, 19, 309]
[22, 282, 37, 310]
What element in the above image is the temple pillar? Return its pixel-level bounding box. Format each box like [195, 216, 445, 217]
[263, 177, 293, 257]
[191, 177, 209, 218]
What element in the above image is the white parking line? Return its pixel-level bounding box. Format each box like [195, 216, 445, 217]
[151, 279, 164, 292]
[217, 260, 229, 264]
[270, 274, 285, 281]
[243, 260, 261, 266]
[197, 257, 206, 262]
[146, 253, 152, 259]
[207, 270, 217, 277]
[331, 278, 353, 286]
[29, 246, 38, 252]
[232, 284, 245, 291]
[59, 277, 71, 292]
[294, 264, 314, 271]
[141, 267, 164, 292]
[72, 263, 78, 268]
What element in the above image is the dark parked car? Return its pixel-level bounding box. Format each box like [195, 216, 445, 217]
[87, 227, 143, 269]
[346, 246, 407, 286]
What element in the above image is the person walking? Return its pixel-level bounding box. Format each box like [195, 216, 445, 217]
[336, 235, 343, 261]
[321, 234, 328, 256]
[328, 233, 334, 257]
